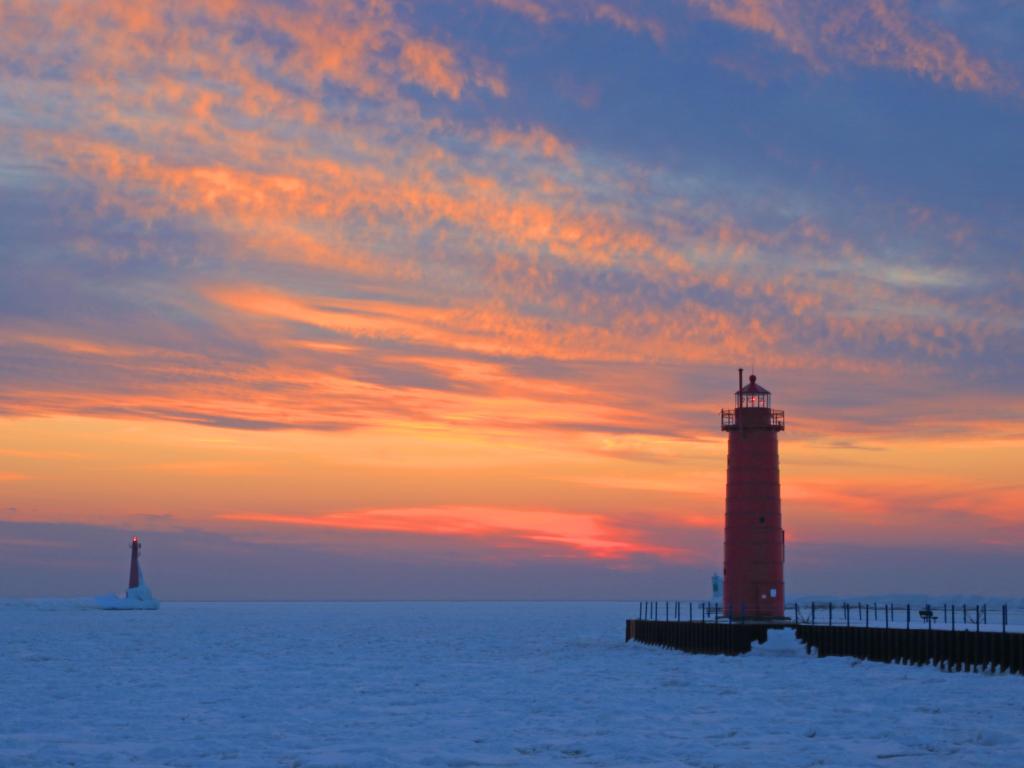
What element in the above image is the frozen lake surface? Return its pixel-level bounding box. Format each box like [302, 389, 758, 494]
[1, 601, 1021, 767]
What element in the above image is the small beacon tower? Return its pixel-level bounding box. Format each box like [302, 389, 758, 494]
[128, 536, 141, 590]
[720, 369, 785, 619]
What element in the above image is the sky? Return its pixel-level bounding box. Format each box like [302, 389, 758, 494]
[1, 0, 1022, 600]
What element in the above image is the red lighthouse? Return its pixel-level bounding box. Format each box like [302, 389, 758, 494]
[720, 369, 785, 619]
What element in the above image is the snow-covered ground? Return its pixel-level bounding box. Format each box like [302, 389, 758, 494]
[1, 601, 1021, 767]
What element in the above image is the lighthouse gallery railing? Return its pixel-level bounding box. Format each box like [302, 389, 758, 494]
[720, 409, 785, 430]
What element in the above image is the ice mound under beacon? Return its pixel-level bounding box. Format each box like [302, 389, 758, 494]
[95, 536, 160, 610]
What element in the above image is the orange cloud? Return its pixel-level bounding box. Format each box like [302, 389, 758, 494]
[688, 0, 1006, 93]
[487, 0, 552, 25]
[488, 126, 576, 165]
[0, 0, 504, 113]
[399, 40, 467, 100]
[690, 0, 819, 65]
[592, 3, 666, 43]
[219, 505, 680, 559]
[486, 0, 664, 43]
[202, 280, 768, 370]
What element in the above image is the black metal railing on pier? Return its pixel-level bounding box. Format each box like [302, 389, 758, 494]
[635, 600, 1020, 633]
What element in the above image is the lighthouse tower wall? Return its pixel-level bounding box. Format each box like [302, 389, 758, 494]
[724, 413, 784, 618]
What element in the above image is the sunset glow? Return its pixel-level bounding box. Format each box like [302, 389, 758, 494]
[1, 0, 1022, 598]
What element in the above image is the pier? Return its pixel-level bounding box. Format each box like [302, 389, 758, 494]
[626, 618, 771, 655]
[627, 601, 1024, 674]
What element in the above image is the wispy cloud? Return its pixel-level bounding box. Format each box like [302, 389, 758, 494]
[687, 0, 1011, 93]
[219, 505, 681, 559]
[485, 0, 665, 43]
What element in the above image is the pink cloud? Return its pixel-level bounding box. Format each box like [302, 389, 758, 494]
[218, 505, 683, 559]
[484, 0, 664, 43]
[688, 0, 1008, 94]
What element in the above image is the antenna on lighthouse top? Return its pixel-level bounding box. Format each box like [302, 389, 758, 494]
[738, 368, 743, 392]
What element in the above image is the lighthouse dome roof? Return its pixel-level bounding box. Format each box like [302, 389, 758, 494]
[736, 374, 770, 396]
